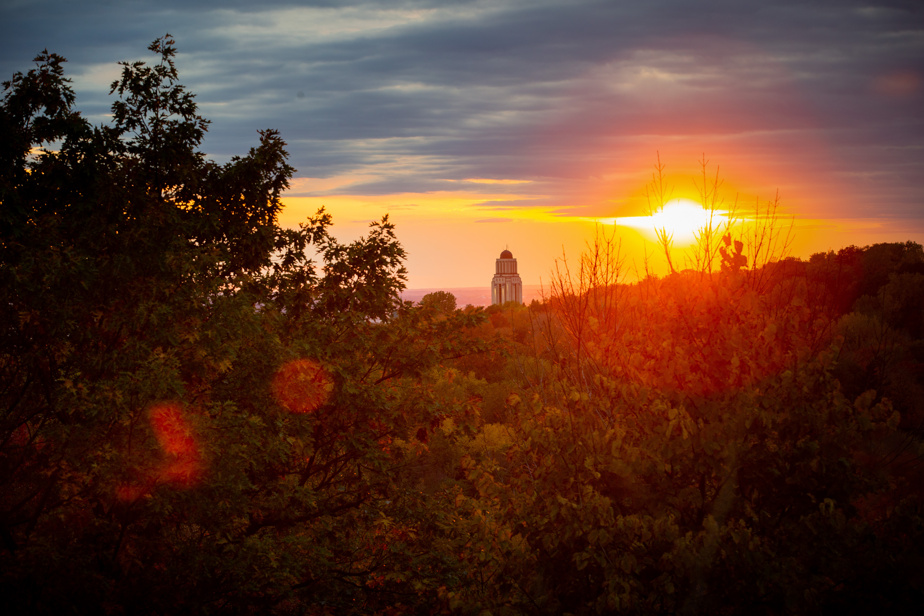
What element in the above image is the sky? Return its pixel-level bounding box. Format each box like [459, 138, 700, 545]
[2, 0, 922, 289]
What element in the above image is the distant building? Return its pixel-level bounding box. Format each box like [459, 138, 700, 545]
[491, 249, 523, 305]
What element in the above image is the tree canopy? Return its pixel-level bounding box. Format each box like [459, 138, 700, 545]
[2, 37, 923, 615]
[0, 36, 479, 614]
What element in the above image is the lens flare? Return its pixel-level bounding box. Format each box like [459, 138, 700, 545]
[272, 359, 333, 414]
[150, 403, 197, 456]
[150, 403, 202, 486]
[117, 402, 204, 501]
[116, 483, 147, 503]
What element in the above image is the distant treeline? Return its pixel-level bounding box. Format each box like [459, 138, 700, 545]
[402, 285, 546, 307]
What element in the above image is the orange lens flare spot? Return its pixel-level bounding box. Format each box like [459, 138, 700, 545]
[149, 402, 203, 487]
[116, 483, 147, 502]
[115, 402, 205, 501]
[150, 403, 197, 456]
[272, 359, 333, 414]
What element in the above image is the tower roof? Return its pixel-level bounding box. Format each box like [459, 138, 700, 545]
[500, 249, 513, 259]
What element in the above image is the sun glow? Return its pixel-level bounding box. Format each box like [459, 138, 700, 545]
[601, 198, 732, 245]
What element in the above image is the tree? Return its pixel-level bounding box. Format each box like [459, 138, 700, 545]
[419, 290, 457, 315]
[0, 37, 480, 614]
[441, 209, 924, 614]
[642, 154, 793, 284]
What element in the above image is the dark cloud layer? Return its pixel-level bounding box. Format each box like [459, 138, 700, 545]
[2, 0, 922, 220]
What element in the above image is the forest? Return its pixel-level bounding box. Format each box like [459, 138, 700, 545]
[2, 38, 923, 615]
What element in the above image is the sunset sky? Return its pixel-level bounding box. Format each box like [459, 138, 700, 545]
[2, 0, 922, 289]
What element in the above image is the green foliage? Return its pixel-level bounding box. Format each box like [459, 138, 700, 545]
[0, 38, 483, 614]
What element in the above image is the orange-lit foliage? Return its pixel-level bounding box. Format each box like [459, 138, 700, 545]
[546, 213, 812, 398]
[591, 273, 817, 397]
[272, 359, 333, 414]
[444, 246, 924, 613]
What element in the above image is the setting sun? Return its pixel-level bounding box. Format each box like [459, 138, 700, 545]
[601, 198, 732, 245]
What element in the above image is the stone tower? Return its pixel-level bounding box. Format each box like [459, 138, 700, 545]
[491, 249, 523, 305]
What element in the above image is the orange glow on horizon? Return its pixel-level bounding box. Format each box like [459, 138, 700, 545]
[271, 35, 912, 289]
[279, 189, 561, 228]
[276, 143, 922, 289]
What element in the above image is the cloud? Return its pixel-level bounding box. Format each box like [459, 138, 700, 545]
[2, 0, 922, 223]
